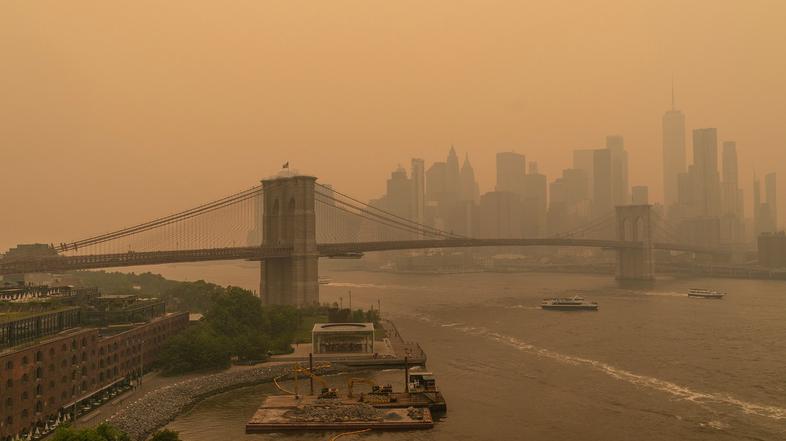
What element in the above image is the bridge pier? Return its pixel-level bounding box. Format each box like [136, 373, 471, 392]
[259, 175, 319, 306]
[615, 205, 655, 281]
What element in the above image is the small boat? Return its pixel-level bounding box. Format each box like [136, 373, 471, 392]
[688, 288, 725, 299]
[318, 276, 332, 285]
[541, 295, 598, 311]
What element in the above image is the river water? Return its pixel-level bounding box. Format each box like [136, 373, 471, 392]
[133, 262, 786, 440]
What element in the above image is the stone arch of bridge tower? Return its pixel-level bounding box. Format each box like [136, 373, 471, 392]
[615, 205, 654, 281]
[623, 218, 634, 241]
[259, 175, 319, 306]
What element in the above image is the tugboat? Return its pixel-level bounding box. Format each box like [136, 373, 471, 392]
[541, 295, 599, 311]
[688, 288, 725, 299]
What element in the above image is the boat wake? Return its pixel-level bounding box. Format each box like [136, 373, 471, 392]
[413, 313, 786, 421]
[328, 282, 432, 291]
[503, 305, 541, 310]
[638, 291, 687, 298]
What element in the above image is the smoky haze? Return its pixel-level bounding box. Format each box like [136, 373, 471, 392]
[1, 0, 784, 250]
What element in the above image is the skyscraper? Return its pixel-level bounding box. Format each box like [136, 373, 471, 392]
[478, 191, 522, 239]
[753, 173, 762, 235]
[721, 142, 739, 215]
[606, 135, 629, 206]
[548, 168, 591, 235]
[766, 172, 778, 231]
[495, 151, 526, 196]
[522, 162, 547, 237]
[410, 158, 425, 234]
[445, 146, 461, 202]
[592, 149, 613, 217]
[385, 166, 412, 220]
[720, 141, 744, 242]
[631, 186, 649, 205]
[460, 153, 480, 203]
[425, 162, 447, 203]
[572, 149, 595, 199]
[662, 87, 686, 208]
[690, 128, 722, 217]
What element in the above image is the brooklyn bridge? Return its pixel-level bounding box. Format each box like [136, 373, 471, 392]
[1, 172, 727, 305]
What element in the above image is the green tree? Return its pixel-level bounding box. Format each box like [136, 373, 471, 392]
[157, 286, 308, 373]
[150, 429, 181, 441]
[52, 423, 130, 441]
[157, 323, 231, 375]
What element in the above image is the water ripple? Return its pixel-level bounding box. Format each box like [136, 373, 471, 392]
[414, 313, 786, 421]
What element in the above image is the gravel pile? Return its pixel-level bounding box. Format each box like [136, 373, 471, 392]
[406, 406, 425, 420]
[283, 401, 383, 423]
[107, 364, 321, 440]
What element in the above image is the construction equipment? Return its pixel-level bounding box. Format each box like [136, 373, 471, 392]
[273, 363, 337, 399]
[293, 365, 338, 399]
[347, 378, 396, 402]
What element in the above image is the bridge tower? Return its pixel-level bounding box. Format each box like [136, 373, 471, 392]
[259, 174, 319, 306]
[615, 205, 655, 281]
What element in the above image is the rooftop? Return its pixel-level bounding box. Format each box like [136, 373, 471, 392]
[312, 322, 375, 333]
[0, 306, 78, 324]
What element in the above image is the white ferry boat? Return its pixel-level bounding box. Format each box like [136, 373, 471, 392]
[688, 288, 725, 299]
[541, 295, 599, 311]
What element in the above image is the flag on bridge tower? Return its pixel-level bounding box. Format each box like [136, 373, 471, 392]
[282, 162, 289, 169]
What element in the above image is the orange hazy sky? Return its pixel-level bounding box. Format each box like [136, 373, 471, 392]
[1, 0, 785, 250]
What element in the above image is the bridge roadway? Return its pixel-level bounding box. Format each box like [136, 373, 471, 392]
[0, 238, 722, 275]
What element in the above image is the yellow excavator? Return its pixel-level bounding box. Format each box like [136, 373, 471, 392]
[293, 365, 338, 399]
[346, 378, 396, 403]
[273, 363, 338, 399]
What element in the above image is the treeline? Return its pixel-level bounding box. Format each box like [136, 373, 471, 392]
[70, 271, 225, 313]
[157, 287, 300, 374]
[327, 307, 380, 324]
[52, 423, 179, 441]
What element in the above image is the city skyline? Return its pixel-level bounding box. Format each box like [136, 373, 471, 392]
[2, 1, 785, 251]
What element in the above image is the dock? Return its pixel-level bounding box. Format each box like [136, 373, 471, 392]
[269, 319, 427, 368]
[261, 393, 446, 412]
[245, 396, 433, 432]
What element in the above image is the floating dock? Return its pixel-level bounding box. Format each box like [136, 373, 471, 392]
[260, 394, 445, 412]
[245, 396, 433, 433]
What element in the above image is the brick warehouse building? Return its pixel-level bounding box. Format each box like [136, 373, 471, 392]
[0, 287, 188, 440]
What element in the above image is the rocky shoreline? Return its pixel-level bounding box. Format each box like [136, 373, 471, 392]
[107, 363, 338, 440]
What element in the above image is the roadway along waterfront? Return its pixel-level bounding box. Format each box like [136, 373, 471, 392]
[127, 261, 786, 441]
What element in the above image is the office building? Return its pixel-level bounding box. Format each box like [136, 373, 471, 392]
[631, 186, 649, 205]
[495, 152, 526, 196]
[662, 88, 687, 208]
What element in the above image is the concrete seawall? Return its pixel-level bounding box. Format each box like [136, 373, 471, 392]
[107, 364, 338, 440]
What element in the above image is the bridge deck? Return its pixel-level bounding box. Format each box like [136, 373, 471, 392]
[0, 239, 721, 275]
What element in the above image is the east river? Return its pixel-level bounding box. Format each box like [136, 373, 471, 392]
[130, 261, 786, 440]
